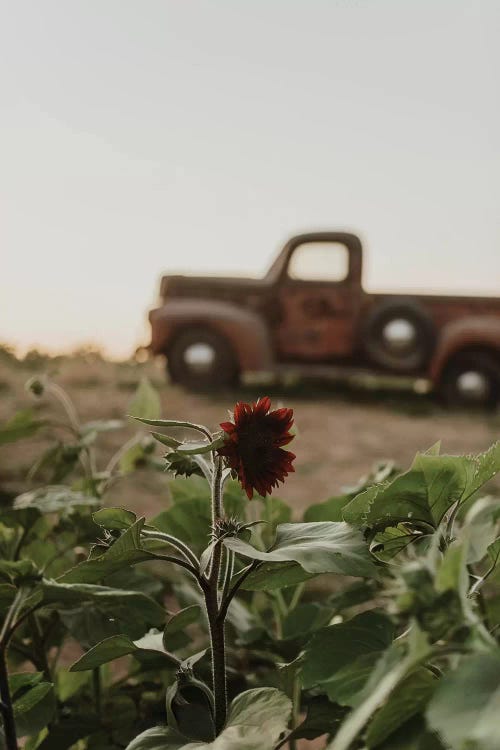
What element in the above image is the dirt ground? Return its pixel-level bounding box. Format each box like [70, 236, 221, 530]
[2, 350, 500, 516]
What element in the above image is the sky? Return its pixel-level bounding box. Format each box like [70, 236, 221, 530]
[1, 0, 499, 358]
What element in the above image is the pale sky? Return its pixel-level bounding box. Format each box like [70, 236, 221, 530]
[2, 0, 499, 358]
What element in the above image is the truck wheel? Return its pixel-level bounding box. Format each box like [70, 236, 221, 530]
[167, 328, 239, 390]
[361, 299, 435, 373]
[439, 352, 500, 408]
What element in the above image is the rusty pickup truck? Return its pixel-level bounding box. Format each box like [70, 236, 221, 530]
[148, 232, 500, 406]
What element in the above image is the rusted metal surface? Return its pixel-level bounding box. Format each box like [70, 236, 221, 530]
[148, 232, 500, 396]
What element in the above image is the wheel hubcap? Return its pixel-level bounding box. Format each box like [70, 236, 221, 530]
[382, 319, 417, 353]
[456, 371, 490, 402]
[183, 343, 216, 374]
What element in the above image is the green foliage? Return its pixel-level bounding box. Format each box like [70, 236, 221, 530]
[127, 688, 291, 749]
[2, 380, 500, 750]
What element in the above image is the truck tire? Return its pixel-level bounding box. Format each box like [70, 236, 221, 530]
[167, 327, 239, 390]
[361, 299, 436, 373]
[439, 351, 500, 408]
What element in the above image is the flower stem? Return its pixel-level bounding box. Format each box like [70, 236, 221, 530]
[205, 455, 227, 734]
[0, 648, 17, 750]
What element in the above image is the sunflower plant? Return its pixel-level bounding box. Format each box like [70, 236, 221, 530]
[1, 381, 500, 750]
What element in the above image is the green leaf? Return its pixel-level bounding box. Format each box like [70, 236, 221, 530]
[80, 419, 123, 434]
[304, 494, 353, 523]
[372, 715, 445, 750]
[370, 525, 423, 562]
[125, 727, 187, 750]
[0, 409, 45, 445]
[70, 631, 178, 671]
[59, 518, 156, 584]
[328, 627, 432, 750]
[56, 670, 91, 702]
[163, 605, 201, 649]
[223, 521, 376, 579]
[12, 676, 56, 737]
[175, 436, 224, 455]
[13, 486, 99, 514]
[151, 431, 182, 449]
[286, 697, 346, 742]
[0, 559, 41, 585]
[93, 507, 137, 531]
[465, 441, 500, 499]
[281, 603, 333, 641]
[343, 453, 475, 531]
[462, 496, 500, 564]
[125, 687, 291, 750]
[302, 611, 395, 704]
[128, 377, 161, 421]
[39, 580, 165, 627]
[426, 650, 500, 750]
[131, 417, 210, 437]
[152, 495, 211, 557]
[242, 561, 315, 591]
[366, 668, 437, 747]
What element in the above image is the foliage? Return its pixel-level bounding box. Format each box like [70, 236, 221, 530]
[1, 379, 500, 750]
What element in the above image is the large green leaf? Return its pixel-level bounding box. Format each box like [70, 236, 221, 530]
[93, 507, 137, 530]
[366, 668, 437, 747]
[343, 454, 473, 531]
[0, 409, 45, 445]
[462, 496, 500, 564]
[241, 561, 314, 591]
[426, 651, 500, 750]
[13, 486, 99, 514]
[224, 522, 376, 579]
[11, 673, 56, 737]
[59, 518, 156, 584]
[163, 605, 201, 650]
[343, 444, 500, 533]
[465, 441, 500, 499]
[328, 626, 432, 750]
[302, 611, 395, 704]
[125, 688, 291, 749]
[70, 631, 178, 671]
[152, 496, 211, 557]
[304, 494, 352, 523]
[128, 377, 161, 421]
[39, 580, 165, 626]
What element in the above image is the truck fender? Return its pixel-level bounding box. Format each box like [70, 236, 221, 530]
[149, 299, 274, 372]
[429, 316, 500, 383]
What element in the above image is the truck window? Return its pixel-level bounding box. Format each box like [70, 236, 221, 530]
[288, 241, 349, 282]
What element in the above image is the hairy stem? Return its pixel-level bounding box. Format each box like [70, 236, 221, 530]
[205, 455, 227, 733]
[0, 648, 17, 750]
[141, 530, 200, 569]
[205, 582, 227, 734]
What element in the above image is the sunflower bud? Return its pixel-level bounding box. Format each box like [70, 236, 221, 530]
[25, 376, 46, 397]
[165, 666, 215, 742]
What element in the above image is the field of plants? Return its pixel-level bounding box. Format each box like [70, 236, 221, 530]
[1, 349, 500, 749]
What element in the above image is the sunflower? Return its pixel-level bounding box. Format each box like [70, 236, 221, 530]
[217, 397, 295, 499]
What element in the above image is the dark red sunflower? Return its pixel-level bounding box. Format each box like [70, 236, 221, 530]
[217, 397, 295, 499]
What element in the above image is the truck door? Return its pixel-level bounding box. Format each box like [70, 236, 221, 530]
[274, 239, 361, 361]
